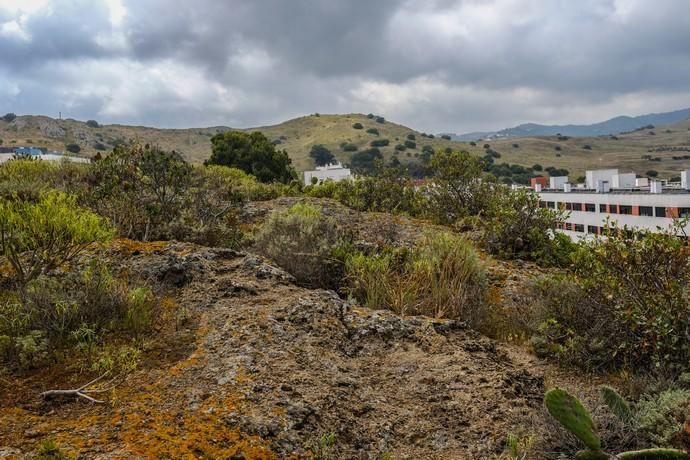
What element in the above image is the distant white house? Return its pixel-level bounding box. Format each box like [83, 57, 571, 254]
[0, 148, 90, 164]
[303, 162, 352, 185]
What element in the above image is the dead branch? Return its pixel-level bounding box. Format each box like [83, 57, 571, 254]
[40, 373, 122, 404]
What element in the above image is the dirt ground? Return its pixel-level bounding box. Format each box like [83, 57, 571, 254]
[0, 200, 605, 459]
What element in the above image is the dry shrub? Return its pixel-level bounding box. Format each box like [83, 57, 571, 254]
[345, 232, 487, 324]
[254, 203, 344, 289]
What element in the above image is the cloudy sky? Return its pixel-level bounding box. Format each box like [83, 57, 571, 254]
[1, 0, 690, 133]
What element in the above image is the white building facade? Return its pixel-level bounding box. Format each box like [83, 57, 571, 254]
[537, 169, 690, 240]
[303, 162, 352, 185]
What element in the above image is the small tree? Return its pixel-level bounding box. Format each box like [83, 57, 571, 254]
[86, 120, 100, 128]
[404, 140, 416, 149]
[206, 131, 296, 183]
[366, 128, 379, 136]
[352, 122, 363, 130]
[65, 143, 81, 153]
[309, 144, 335, 166]
[646, 170, 658, 177]
[407, 133, 416, 141]
[441, 134, 452, 140]
[2, 113, 16, 123]
[0, 192, 114, 287]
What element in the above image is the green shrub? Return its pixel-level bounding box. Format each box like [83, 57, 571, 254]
[34, 438, 73, 460]
[345, 232, 487, 324]
[254, 204, 345, 289]
[406, 133, 416, 141]
[394, 144, 406, 151]
[366, 128, 379, 136]
[86, 120, 100, 128]
[341, 143, 358, 152]
[2, 113, 16, 123]
[352, 122, 363, 129]
[125, 287, 155, 340]
[65, 143, 81, 153]
[482, 188, 571, 265]
[0, 191, 114, 286]
[404, 140, 416, 149]
[89, 144, 192, 240]
[635, 390, 690, 448]
[370, 139, 390, 147]
[309, 144, 335, 166]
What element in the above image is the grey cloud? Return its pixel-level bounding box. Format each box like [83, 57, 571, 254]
[1, 0, 690, 133]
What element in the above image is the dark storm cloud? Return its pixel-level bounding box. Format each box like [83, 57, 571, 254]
[1, 0, 690, 132]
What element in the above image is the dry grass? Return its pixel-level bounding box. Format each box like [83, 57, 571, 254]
[2, 114, 690, 178]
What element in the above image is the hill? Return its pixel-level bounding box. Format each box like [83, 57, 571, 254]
[2, 112, 690, 179]
[449, 107, 690, 140]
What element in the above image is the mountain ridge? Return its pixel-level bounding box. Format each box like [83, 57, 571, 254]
[447, 107, 690, 140]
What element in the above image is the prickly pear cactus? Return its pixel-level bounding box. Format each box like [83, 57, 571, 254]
[544, 387, 602, 451]
[617, 448, 690, 459]
[600, 385, 632, 422]
[576, 449, 610, 460]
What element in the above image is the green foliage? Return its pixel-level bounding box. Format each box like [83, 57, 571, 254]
[544, 387, 690, 459]
[86, 119, 100, 128]
[2, 113, 16, 123]
[370, 139, 390, 147]
[404, 140, 416, 149]
[349, 148, 383, 175]
[0, 191, 114, 286]
[482, 188, 572, 265]
[646, 170, 659, 177]
[0, 260, 157, 370]
[601, 385, 633, 422]
[207, 131, 296, 183]
[341, 143, 358, 152]
[635, 390, 690, 448]
[394, 143, 406, 152]
[345, 232, 487, 323]
[533, 164, 543, 171]
[366, 128, 379, 135]
[35, 438, 74, 460]
[65, 143, 81, 153]
[310, 144, 335, 166]
[427, 149, 496, 223]
[255, 204, 345, 289]
[352, 122, 363, 129]
[89, 144, 192, 240]
[406, 133, 416, 141]
[125, 287, 155, 340]
[569, 224, 690, 371]
[441, 134, 452, 140]
[375, 116, 385, 124]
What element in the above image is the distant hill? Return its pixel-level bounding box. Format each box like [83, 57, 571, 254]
[448, 107, 690, 140]
[2, 112, 690, 180]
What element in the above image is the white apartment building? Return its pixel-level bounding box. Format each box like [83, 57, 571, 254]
[303, 162, 352, 185]
[535, 169, 690, 240]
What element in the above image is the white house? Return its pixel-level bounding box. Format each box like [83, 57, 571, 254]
[303, 162, 352, 185]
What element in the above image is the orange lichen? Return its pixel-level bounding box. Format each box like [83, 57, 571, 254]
[111, 239, 170, 255]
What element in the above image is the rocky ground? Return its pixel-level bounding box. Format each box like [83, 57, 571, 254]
[0, 199, 601, 459]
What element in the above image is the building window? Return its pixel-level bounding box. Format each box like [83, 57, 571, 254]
[599, 204, 607, 212]
[587, 225, 598, 234]
[546, 201, 555, 209]
[655, 207, 666, 218]
[619, 205, 632, 215]
[539, 201, 545, 208]
[585, 203, 596, 212]
[680, 208, 690, 218]
[564, 222, 572, 231]
[574, 224, 584, 232]
[640, 206, 653, 217]
[609, 204, 619, 214]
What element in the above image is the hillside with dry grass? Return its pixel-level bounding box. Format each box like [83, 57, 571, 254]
[2, 113, 690, 178]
